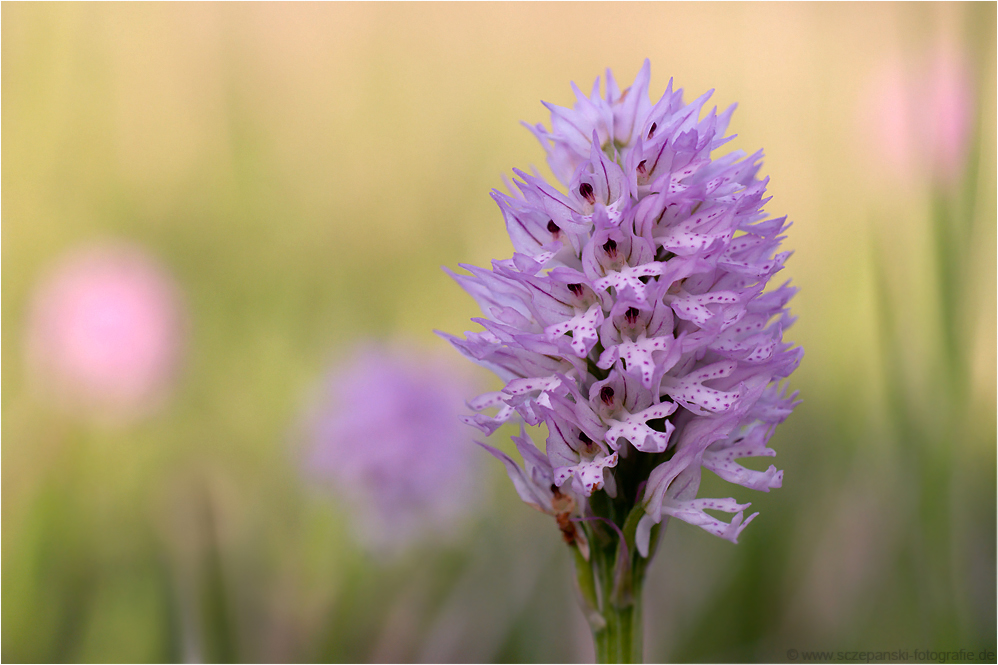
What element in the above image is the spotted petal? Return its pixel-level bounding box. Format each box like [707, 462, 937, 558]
[605, 401, 678, 453]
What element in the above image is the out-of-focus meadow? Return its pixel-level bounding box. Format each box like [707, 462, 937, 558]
[3, 3, 995, 662]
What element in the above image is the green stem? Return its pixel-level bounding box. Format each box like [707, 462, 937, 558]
[572, 509, 655, 663]
[592, 586, 643, 663]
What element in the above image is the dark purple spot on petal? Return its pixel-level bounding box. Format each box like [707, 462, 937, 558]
[600, 386, 615, 405]
[648, 122, 657, 139]
[579, 182, 595, 204]
[625, 307, 640, 324]
[568, 283, 585, 297]
[602, 238, 618, 257]
[547, 220, 561, 234]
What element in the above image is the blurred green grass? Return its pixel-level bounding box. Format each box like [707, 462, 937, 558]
[3, 3, 995, 662]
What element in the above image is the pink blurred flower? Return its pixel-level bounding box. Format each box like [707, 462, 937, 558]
[862, 42, 975, 188]
[923, 45, 975, 185]
[302, 344, 482, 553]
[25, 241, 186, 420]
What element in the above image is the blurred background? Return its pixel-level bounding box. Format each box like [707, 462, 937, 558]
[2, 3, 995, 662]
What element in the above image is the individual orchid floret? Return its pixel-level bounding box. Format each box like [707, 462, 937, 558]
[441, 61, 801, 661]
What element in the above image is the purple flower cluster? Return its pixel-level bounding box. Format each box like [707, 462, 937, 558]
[443, 61, 801, 555]
[303, 344, 481, 553]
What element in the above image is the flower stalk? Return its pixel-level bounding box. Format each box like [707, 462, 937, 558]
[573, 490, 664, 662]
[576, 526, 645, 664]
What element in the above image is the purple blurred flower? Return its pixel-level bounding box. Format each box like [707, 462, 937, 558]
[442, 61, 801, 553]
[303, 344, 481, 553]
[25, 241, 185, 421]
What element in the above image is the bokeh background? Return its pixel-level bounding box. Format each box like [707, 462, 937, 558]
[3, 3, 995, 663]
